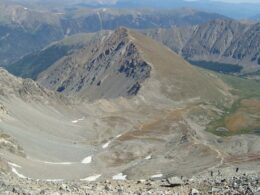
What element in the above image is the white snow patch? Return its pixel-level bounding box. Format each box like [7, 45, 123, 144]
[151, 173, 163, 178]
[72, 117, 85, 124]
[102, 8, 107, 12]
[26, 157, 74, 165]
[112, 173, 127, 180]
[81, 156, 92, 164]
[45, 179, 64, 182]
[102, 140, 111, 149]
[8, 162, 21, 168]
[145, 155, 152, 160]
[42, 161, 73, 165]
[80, 174, 101, 181]
[11, 167, 27, 179]
[116, 134, 122, 138]
[23, 7, 28, 10]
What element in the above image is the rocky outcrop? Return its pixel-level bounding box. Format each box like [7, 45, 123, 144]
[0, 132, 25, 157]
[0, 68, 59, 102]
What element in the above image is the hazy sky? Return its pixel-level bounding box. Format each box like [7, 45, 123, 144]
[187, 0, 260, 2]
[139, 0, 260, 2]
[214, 0, 260, 2]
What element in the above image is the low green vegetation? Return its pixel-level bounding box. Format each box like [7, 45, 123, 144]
[207, 73, 260, 136]
[207, 105, 260, 136]
[220, 74, 260, 98]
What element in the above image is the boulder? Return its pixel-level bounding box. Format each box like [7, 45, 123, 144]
[167, 177, 184, 187]
[190, 188, 200, 195]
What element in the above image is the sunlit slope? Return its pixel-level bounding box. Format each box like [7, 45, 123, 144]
[129, 29, 232, 105]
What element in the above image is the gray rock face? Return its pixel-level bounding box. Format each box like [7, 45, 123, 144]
[144, 19, 260, 73]
[37, 28, 151, 101]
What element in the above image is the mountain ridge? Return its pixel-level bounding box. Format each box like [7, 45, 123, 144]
[144, 19, 260, 74]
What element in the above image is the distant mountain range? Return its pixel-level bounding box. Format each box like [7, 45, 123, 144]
[91, 0, 260, 19]
[12, 0, 260, 19]
[113, 0, 260, 19]
[0, 1, 228, 66]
